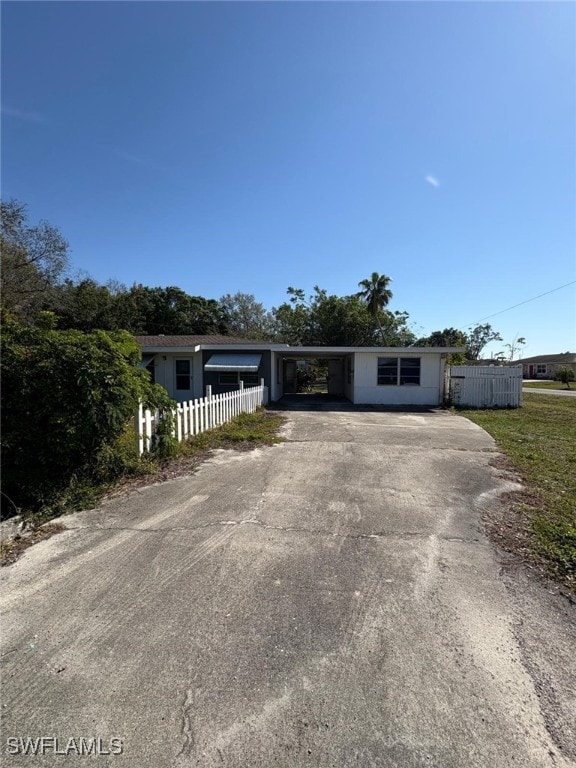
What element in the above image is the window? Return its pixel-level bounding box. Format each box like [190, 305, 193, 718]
[175, 360, 191, 390]
[536, 364, 547, 374]
[377, 357, 399, 385]
[400, 358, 420, 385]
[219, 372, 238, 386]
[377, 357, 420, 386]
[240, 372, 259, 386]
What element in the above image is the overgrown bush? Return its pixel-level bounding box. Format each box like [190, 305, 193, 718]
[1, 319, 174, 516]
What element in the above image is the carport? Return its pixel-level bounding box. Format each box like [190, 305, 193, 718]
[270, 346, 463, 406]
[272, 349, 355, 401]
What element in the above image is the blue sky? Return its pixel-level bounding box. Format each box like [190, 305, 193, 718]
[2, 1, 575, 356]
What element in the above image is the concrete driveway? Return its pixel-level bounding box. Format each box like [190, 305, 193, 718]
[523, 388, 576, 397]
[1, 407, 575, 767]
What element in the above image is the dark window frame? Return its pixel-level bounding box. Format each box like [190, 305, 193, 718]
[240, 372, 259, 386]
[377, 357, 421, 386]
[218, 372, 239, 386]
[175, 359, 192, 391]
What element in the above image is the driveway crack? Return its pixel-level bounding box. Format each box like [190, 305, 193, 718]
[66, 519, 483, 544]
[178, 688, 195, 757]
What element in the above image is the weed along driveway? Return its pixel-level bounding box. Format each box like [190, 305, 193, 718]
[1, 407, 575, 768]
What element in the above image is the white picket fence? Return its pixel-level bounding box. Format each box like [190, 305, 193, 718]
[447, 365, 523, 408]
[135, 381, 268, 454]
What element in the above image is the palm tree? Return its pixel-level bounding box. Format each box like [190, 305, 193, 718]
[357, 272, 393, 343]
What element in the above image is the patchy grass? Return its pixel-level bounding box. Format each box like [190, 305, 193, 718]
[182, 408, 286, 453]
[462, 393, 576, 592]
[1, 522, 66, 567]
[523, 381, 573, 391]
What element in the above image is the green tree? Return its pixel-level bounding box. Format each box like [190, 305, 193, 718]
[272, 285, 414, 347]
[415, 327, 467, 363]
[53, 278, 116, 331]
[1, 320, 173, 514]
[0, 200, 69, 323]
[555, 366, 575, 389]
[271, 287, 314, 344]
[309, 293, 376, 346]
[356, 272, 393, 343]
[219, 292, 274, 339]
[465, 324, 503, 361]
[112, 285, 229, 335]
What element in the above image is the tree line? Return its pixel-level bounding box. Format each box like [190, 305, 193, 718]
[1, 199, 509, 359]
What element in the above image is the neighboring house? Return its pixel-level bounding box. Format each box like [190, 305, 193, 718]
[517, 352, 576, 380]
[135, 335, 464, 406]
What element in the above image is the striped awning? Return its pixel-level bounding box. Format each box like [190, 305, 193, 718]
[204, 354, 262, 372]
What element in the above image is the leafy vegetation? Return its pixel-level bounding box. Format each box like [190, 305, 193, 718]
[555, 366, 575, 389]
[1, 318, 174, 518]
[182, 409, 285, 454]
[463, 393, 576, 590]
[272, 285, 415, 346]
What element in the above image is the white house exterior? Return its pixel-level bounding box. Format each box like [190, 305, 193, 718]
[136, 336, 462, 406]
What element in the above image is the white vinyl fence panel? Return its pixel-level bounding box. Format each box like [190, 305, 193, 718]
[448, 365, 523, 408]
[135, 381, 268, 454]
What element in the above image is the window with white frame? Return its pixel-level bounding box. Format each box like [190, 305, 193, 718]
[377, 357, 421, 386]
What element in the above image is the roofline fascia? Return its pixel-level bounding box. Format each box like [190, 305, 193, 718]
[136, 344, 465, 354]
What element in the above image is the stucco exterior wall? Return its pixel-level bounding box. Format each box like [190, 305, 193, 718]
[353, 353, 443, 405]
[148, 352, 203, 401]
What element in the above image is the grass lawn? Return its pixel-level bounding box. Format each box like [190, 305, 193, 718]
[523, 381, 574, 391]
[462, 393, 576, 590]
[181, 408, 285, 453]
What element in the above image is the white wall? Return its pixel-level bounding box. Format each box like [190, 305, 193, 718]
[149, 352, 203, 401]
[353, 353, 443, 405]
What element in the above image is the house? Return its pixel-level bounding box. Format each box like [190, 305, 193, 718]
[517, 352, 576, 380]
[135, 335, 464, 406]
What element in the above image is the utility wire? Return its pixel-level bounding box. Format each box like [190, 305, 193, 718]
[467, 280, 576, 326]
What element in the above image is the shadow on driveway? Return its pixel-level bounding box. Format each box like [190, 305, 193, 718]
[270, 393, 442, 413]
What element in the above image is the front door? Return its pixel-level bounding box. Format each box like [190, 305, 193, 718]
[327, 359, 344, 396]
[174, 359, 194, 401]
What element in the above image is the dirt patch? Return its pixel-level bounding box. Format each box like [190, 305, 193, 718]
[1, 522, 67, 567]
[485, 455, 575, 599]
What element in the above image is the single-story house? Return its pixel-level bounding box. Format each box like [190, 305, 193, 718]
[517, 352, 576, 379]
[135, 335, 464, 406]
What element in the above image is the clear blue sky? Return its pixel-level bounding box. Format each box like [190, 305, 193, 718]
[2, 1, 575, 356]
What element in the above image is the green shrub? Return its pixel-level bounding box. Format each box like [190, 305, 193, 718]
[555, 366, 575, 388]
[1, 319, 174, 516]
